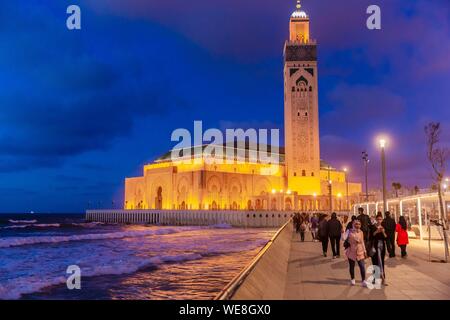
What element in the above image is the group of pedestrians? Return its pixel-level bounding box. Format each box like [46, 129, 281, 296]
[293, 208, 410, 287]
[346, 208, 410, 287]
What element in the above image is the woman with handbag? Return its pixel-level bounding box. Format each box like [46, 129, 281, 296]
[345, 219, 368, 286]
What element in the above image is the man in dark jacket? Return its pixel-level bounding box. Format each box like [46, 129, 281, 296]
[356, 207, 371, 241]
[327, 212, 343, 258]
[382, 211, 396, 257]
[318, 214, 329, 257]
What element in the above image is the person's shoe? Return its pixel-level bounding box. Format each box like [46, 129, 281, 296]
[332, 255, 337, 259]
[362, 280, 369, 287]
[323, 252, 327, 257]
[350, 279, 356, 286]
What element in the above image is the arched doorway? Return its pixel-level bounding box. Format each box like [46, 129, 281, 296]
[155, 186, 163, 209]
[232, 201, 238, 210]
[247, 200, 252, 210]
[285, 198, 292, 211]
[255, 199, 262, 210]
[271, 198, 277, 210]
[180, 201, 186, 210]
[211, 201, 218, 210]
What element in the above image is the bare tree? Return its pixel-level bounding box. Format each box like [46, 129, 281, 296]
[425, 122, 449, 261]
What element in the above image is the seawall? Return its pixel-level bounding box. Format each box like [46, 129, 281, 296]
[85, 209, 292, 228]
[216, 219, 293, 299]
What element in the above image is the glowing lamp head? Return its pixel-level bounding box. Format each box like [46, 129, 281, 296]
[379, 139, 386, 148]
[271, 189, 276, 194]
[313, 192, 317, 197]
[343, 167, 348, 173]
[287, 190, 292, 195]
[337, 193, 342, 198]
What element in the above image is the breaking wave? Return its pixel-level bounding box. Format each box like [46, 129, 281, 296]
[8, 219, 37, 224]
[0, 227, 192, 248]
[0, 252, 203, 300]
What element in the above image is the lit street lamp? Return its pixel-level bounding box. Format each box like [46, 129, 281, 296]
[379, 139, 388, 214]
[343, 167, 349, 211]
[328, 165, 333, 213]
[362, 151, 369, 202]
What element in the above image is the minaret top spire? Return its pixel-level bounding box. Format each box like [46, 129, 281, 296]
[291, 0, 308, 19]
[289, 0, 310, 42]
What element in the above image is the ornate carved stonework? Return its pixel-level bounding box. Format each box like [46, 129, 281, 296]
[285, 45, 317, 62]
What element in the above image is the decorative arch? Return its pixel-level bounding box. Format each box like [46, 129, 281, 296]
[255, 177, 271, 195]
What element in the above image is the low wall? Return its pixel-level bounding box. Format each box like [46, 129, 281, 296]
[216, 220, 293, 300]
[85, 209, 293, 228]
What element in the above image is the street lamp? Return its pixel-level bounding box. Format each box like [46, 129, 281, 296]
[362, 151, 369, 201]
[328, 165, 333, 213]
[343, 167, 350, 211]
[379, 138, 388, 214]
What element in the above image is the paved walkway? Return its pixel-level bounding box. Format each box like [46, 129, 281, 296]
[284, 232, 450, 300]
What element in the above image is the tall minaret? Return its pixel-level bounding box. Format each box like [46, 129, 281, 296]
[284, 0, 321, 195]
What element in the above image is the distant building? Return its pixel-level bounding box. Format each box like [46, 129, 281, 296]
[124, 1, 362, 211]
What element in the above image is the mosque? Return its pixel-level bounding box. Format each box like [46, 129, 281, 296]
[124, 1, 362, 212]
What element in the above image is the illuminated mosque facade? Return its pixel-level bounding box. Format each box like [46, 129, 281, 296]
[124, 1, 362, 211]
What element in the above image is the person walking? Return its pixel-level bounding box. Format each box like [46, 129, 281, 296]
[318, 214, 329, 257]
[328, 212, 343, 258]
[311, 214, 319, 242]
[345, 219, 368, 286]
[370, 213, 388, 284]
[396, 216, 409, 258]
[356, 207, 371, 242]
[299, 220, 307, 242]
[382, 211, 396, 257]
[346, 215, 357, 231]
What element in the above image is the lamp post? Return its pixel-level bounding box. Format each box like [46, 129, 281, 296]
[379, 139, 388, 214]
[328, 165, 333, 213]
[362, 151, 369, 202]
[343, 167, 349, 211]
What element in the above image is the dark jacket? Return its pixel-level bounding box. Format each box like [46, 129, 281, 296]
[382, 217, 396, 235]
[318, 219, 329, 239]
[357, 214, 371, 233]
[327, 218, 342, 237]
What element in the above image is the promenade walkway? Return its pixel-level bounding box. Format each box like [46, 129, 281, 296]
[284, 232, 450, 300]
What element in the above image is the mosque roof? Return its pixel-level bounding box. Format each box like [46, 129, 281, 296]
[153, 143, 335, 170]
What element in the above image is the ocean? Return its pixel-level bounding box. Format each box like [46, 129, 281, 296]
[0, 214, 275, 300]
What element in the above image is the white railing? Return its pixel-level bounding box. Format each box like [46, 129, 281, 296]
[85, 209, 293, 228]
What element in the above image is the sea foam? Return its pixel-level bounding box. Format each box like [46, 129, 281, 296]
[0, 227, 187, 248]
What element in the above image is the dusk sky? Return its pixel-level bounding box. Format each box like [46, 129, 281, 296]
[0, 0, 449, 213]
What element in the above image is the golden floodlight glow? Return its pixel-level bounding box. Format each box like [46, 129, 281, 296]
[280, 189, 284, 193]
[287, 190, 292, 194]
[271, 189, 276, 194]
[313, 192, 317, 197]
[337, 193, 342, 198]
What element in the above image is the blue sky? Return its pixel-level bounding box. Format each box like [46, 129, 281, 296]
[0, 0, 449, 212]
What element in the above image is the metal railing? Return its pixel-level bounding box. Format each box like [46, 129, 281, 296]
[214, 218, 292, 300]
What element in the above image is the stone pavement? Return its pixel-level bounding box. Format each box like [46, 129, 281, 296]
[284, 232, 450, 300]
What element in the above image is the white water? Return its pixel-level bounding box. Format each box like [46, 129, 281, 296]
[0, 225, 273, 299]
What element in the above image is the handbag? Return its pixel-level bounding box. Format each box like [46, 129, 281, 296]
[366, 240, 376, 257]
[343, 239, 350, 249]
